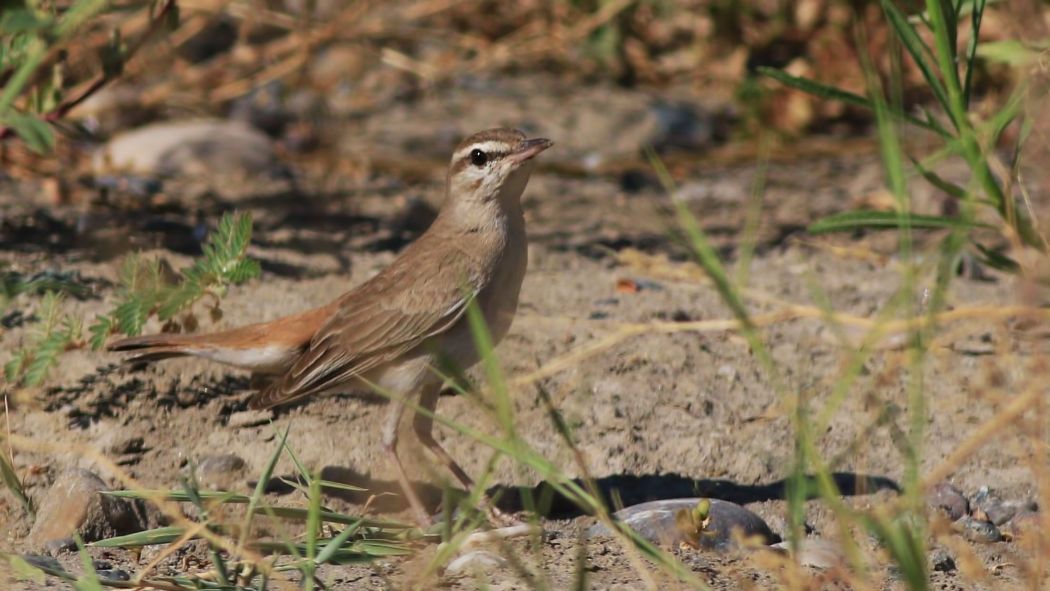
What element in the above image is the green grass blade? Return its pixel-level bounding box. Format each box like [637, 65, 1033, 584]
[757, 66, 873, 108]
[90, 526, 188, 547]
[757, 66, 948, 137]
[314, 521, 365, 565]
[880, 0, 951, 117]
[807, 210, 989, 233]
[962, 0, 986, 106]
[0, 449, 33, 515]
[909, 158, 966, 200]
[254, 505, 408, 530]
[104, 489, 252, 503]
[237, 425, 288, 552]
[925, 0, 967, 128]
[318, 479, 366, 493]
[73, 536, 104, 591]
[972, 242, 1021, 272]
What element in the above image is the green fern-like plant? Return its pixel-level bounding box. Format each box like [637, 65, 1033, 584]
[88, 211, 260, 349]
[4, 292, 80, 387]
[5, 212, 261, 387]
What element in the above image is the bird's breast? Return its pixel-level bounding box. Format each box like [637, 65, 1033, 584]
[436, 217, 527, 369]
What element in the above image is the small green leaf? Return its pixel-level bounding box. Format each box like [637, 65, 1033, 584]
[4, 350, 26, 382]
[113, 294, 150, 336]
[910, 157, 966, 200]
[23, 325, 72, 386]
[87, 316, 112, 351]
[808, 210, 990, 234]
[972, 242, 1020, 273]
[225, 258, 261, 284]
[3, 112, 54, 154]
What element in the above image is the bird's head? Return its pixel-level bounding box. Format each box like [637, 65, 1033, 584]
[445, 128, 552, 210]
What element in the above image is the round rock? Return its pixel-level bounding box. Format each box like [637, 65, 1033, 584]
[586, 498, 778, 550]
[28, 469, 148, 550]
[195, 453, 247, 489]
[93, 119, 280, 179]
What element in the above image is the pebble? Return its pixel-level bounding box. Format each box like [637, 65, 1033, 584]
[93, 119, 281, 179]
[226, 409, 273, 429]
[196, 453, 247, 489]
[953, 516, 1001, 544]
[28, 469, 149, 549]
[928, 547, 955, 572]
[647, 99, 724, 152]
[770, 538, 843, 569]
[926, 481, 969, 521]
[445, 550, 507, 575]
[586, 498, 777, 550]
[230, 81, 289, 136]
[96, 568, 132, 581]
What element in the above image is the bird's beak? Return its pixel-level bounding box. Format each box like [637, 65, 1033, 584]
[509, 138, 553, 164]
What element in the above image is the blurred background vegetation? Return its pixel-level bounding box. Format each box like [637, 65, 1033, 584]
[0, 0, 1044, 164]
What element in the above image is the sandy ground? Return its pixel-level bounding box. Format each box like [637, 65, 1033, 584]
[1, 79, 1046, 589]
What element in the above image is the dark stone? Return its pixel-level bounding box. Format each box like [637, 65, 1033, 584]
[178, 17, 238, 63]
[929, 547, 955, 572]
[926, 481, 969, 521]
[21, 554, 62, 572]
[97, 569, 132, 582]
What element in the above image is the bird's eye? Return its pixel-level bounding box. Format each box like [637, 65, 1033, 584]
[470, 149, 487, 167]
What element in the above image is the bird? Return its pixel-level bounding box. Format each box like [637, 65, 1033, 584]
[109, 128, 552, 526]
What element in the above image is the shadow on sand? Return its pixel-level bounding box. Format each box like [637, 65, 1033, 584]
[261, 468, 900, 519]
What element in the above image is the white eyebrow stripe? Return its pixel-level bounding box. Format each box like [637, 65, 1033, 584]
[453, 141, 513, 161]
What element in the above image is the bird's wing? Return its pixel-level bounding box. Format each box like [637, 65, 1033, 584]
[249, 245, 482, 408]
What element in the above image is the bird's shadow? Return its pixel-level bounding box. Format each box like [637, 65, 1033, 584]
[260, 468, 899, 519]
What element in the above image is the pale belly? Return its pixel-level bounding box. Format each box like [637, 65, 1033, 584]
[433, 235, 528, 374]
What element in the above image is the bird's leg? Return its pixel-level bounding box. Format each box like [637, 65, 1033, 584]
[413, 383, 515, 527]
[381, 394, 431, 527]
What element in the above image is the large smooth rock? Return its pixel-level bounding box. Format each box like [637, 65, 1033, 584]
[93, 120, 279, 179]
[926, 481, 969, 521]
[587, 498, 778, 550]
[28, 469, 148, 549]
